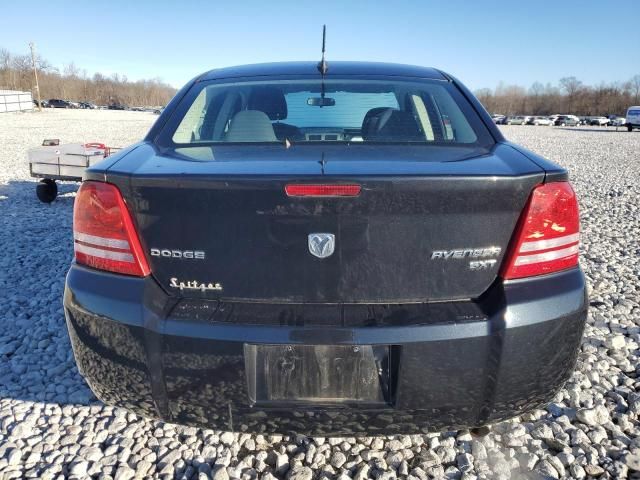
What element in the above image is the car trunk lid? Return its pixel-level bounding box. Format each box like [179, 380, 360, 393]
[106, 143, 544, 303]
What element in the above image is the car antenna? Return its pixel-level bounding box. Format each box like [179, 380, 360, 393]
[317, 25, 328, 76]
[317, 25, 328, 107]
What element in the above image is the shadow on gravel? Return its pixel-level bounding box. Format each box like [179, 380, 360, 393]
[0, 179, 79, 203]
[0, 179, 95, 407]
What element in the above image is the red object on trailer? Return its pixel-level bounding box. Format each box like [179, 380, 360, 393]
[84, 143, 119, 157]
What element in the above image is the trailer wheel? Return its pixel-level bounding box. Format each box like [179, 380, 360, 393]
[36, 179, 58, 203]
[629, 125, 634, 132]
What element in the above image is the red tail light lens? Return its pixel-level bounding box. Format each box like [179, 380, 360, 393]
[73, 181, 150, 277]
[501, 182, 580, 279]
[285, 184, 361, 197]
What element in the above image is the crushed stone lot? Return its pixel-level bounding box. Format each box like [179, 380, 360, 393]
[1, 110, 639, 479]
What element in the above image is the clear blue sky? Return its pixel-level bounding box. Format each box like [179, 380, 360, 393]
[2, 0, 638, 90]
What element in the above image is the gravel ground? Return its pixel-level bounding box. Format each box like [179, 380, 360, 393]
[1, 111, 639, 480]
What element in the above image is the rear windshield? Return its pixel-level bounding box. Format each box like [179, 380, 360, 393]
[160, 79, 493, 147]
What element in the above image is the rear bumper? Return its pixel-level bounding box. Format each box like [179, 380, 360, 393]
[64, 265, 587, 435]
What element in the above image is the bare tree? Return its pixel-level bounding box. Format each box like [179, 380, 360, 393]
[0, 48, 14, 88]
[475, 74, 639, 116]
[629, 75, 640, 104]
[559, 77, 583, 112]
[63, 62, 80, 79]
[475, 88, 493, 111]
[0, 45, 176, 106]
[529, 82, 545, 114]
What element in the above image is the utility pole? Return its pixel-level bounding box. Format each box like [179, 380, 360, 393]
[29, 42, 42, 112]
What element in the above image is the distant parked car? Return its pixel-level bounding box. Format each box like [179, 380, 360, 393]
[79, 102, 97, 109]
[506, 116, 526, 125]
[589, 116, 609, 126]
[608, 116, 625, 127]
[153, 107, 165, 115]
[33, 99, 49, 108]
[108, 104, 127, 110]
[48, 99, 74, 108]
[626, 106, 640, 131]
[554, 115, 580, 126]
[527, 116, 553, 126]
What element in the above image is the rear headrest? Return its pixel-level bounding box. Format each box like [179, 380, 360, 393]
[248, 87, 287, 121]
[224, 110, 277, 142]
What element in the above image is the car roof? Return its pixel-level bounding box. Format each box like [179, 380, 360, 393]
[199, 61, 448, 81]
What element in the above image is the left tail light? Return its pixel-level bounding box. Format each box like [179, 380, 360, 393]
[73, 181, 150, 277]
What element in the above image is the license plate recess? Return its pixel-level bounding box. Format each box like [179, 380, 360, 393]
[245, 344, 392, 406]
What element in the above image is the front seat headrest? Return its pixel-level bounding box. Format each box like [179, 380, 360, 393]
[248, 87, 287, 121]
[225, 110, 277, 142]
[368, 110, 423, 142]
[361, 107, 397, 140]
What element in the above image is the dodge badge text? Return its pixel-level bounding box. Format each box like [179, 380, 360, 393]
[150, 248, 205, 259]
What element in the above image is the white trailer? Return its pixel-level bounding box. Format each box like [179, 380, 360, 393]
[28, 140, 120, 202]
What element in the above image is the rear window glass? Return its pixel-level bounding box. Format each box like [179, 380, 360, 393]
[165, 79, 491, 147]
[284, 91, 399, 128]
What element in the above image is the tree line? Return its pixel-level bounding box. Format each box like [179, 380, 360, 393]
[3, 44, 639, 114]
[475, 75, 640, 117]
[0, 46, 177, 107]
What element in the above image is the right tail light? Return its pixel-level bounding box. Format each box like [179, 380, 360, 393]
[501, 182, 580, 280]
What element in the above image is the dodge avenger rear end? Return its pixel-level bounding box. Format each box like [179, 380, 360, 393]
[63, 61, 587, 435]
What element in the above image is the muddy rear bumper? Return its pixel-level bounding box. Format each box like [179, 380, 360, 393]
[64, 265, 587, 435]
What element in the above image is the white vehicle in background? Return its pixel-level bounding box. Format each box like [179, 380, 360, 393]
[625, 106, 640, 131]
[590, 116, 610, 126]
[527, 116, 553, 126]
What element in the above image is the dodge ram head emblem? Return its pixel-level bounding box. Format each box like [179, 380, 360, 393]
[308, 233, 335, 259]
